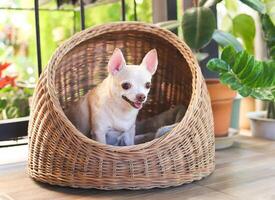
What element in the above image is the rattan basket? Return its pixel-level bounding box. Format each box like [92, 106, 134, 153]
[28, 22, 215, 190]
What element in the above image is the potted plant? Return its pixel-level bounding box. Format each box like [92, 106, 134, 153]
[0, 62, 33, 141]
[207, 45, 275, 139]
[179, 1, 243, 137]
[158, 0, 273, 138]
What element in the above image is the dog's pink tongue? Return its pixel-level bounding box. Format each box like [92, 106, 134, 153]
[134, 102, 142, 109]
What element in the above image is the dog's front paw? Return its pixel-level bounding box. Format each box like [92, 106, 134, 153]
[123, 136, 135, 146]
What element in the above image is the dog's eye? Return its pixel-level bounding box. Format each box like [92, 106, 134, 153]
[145, 82, 151, 89]
[121, 82, 131, 90]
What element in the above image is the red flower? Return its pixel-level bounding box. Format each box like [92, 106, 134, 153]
[0, 63, 11, 77]
[0, 63, 17, 88]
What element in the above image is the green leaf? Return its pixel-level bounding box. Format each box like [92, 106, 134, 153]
[0, 99, 7, 109]
[232, 51, 249, 74]
[267, 61, 275, 85]
[261, 14, 275, 41]
[220, 72, 242, 90]
[6, 106, 19, 119]
[241, 61, 262, 87]
[261, 14, 275, 60]
[259, 61, 272, 87]
[207, 58, 229, 72]
[230, 79, 243, 90]
[237, 54, 255, 80]
[220, 72, 236, 85]
[232, 14, 256, 54]
[0, 86, 33, 119]
[206, 47, 275, 105]
[250, 90, 266, 100]
[0, 86, 14, 94]
[270, 46, 275, 60]
[239, 0, 266, 14]
[182, 7, 216, 50]
[221, 45, 237, 66]
[238, 86, 252, 97]
[212, 30, 243, 52]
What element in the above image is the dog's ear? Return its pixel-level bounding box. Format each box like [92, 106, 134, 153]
[108, 48, 126, 75]
[141, 49, 158, 75]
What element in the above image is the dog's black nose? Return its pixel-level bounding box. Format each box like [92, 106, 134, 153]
[136, 94, 146, 102]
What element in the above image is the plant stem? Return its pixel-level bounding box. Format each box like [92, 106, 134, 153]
[267, 101, 275, 119]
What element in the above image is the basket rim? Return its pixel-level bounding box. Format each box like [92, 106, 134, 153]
[43, 21, 203, 152]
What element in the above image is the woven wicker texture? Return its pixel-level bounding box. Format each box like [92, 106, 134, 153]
[28, 22, 215, 190]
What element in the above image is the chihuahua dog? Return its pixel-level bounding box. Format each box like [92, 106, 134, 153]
[65, 48, 158, 146]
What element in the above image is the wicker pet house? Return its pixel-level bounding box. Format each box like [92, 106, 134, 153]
[28, 22, 215, 190]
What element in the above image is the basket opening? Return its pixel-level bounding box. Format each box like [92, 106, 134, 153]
[54, 30, 193, 146]
[55, 31, 192, 122]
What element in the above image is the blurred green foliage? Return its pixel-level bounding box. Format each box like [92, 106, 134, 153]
[0, 86, 33, 119]
[0, 0, 152, 82]
[220, 0, 256, 54]
[0, 0, 152, 119]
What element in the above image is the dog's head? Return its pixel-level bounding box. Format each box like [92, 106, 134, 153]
[108, 48, 158, 110]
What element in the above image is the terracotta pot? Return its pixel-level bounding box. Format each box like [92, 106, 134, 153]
[206, 79, 236, 137]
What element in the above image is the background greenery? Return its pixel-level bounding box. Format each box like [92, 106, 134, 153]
[0, 0, 152, 84]
[0, 0, 152, 119]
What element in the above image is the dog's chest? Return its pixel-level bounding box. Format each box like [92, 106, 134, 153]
[94, 105, 136, 132]
[111, 116, 135, 132]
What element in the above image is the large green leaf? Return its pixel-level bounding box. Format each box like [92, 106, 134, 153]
[210, 46, 275, 118]
[221, 45, 237, 66]
[261, 14, 275, 41]
[207, 58, 229, 72]
[240, 59, 262, 87]
[239, 0, 266, 14]
[238, 86, 252, 97]
[182, 7, 216, 50]
[237, 54, 255, 80]
[212, 30, 243, 52]
[261, 14, 275, 60]
[232, 14, 256, 54]
[220, 72, 236, 85]
[232, 51, 249, 74]
[207, 46, 275, 104]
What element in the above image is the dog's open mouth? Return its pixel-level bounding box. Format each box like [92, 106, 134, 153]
[122, 95, 143, 109]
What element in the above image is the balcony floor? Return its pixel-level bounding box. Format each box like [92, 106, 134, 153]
[1, 135, 275, 200]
